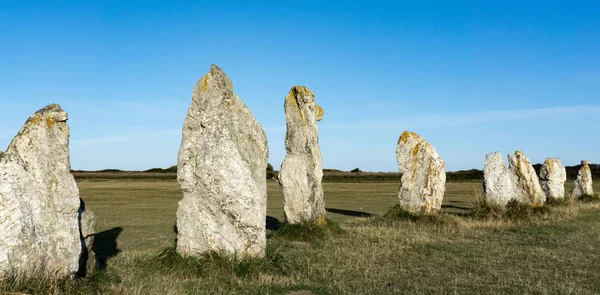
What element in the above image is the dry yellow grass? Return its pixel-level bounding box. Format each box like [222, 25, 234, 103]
[2, 180, 599, 294]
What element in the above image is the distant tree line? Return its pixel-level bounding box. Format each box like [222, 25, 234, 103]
[72, 163, 599, 182]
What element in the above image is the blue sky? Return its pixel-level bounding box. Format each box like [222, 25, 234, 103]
[1, 1, 598, 172]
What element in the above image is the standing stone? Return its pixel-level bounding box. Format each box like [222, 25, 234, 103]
[571, 160, 594, 199]
[177, 65, 268, 259]
[483, 152, 521, 207]
[396, 131, 446, 215]
[508, 151, 546, 206]
[0, 104, 94, 277]
[539, 158, 567, 199]
[278, 86, 325, 224]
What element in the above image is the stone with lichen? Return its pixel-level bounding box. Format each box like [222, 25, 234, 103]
[278, 86, 326, 224]
[177, 65, 268, 259]
[483, 152, 520, 207]
[508, 151, 546, 206]
[571, 160, 594, 199]
[0, 104, 95, 278]
[396, 131, 446, 215]
[539, 158, 567, 199]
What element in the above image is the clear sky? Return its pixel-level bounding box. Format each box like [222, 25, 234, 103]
[1, 1, 598, 172]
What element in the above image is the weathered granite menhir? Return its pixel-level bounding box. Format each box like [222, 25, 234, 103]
[483, 152, 519, 207]
[571, 160, 594, 199]
[396, 131, 446, 215]
[177, 65, 269, 259]
[539, 158, 567, 199]
[483, 151, 546, 207]
[278, 86, 326, 224]
[0, 104, 95, 278]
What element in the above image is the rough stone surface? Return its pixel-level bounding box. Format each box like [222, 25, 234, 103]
[483, 152, 521, 207]
[539, 158, 567, 199]
[508, 151, 546, 206]
[177, 65, 269, 259]
[571, 160, 594, 198]
[0, 104, 94, 277]
[396, 131, 446, 214]
[278, 86, 325, 224]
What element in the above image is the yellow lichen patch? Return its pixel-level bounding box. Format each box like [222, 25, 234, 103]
[583, 164, 591, 171]
[292, 86, 312, 97]
[315, 216, 327, 227]
[409, 142, 422, 184]
[316, 105, 324, 119]
[412, 142, 421, 157]
[423, 200, 432, 214]
[45, 116, 54, 128]
[399, 131, 417, 144]
[545, 158, 553, 172]
[286, 91, 304, 121]
[201, 76, 210, 93]
[30, 115, 42, 125]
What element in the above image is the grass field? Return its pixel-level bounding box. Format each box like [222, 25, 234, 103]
[80, 180, 481, 252]
[3, 180, 600, 294]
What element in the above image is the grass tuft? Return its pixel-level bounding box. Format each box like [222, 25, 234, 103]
[0, 270, 115, 295]
[545, 197, 572, 207]
[578, 194, 600, 203]
[471, 199, 554, 221]
[272, 218, 344, 242]
[139, 244, 291, 280]
[503, 200, 551, 219]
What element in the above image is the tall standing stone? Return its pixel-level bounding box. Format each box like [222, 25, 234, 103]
[571, 160, 594, 199]
[483, 152, 520, 207]
[278, 86, 325, 224]
[508, 151, 546, 206]
[177, 65, 268, 259]
[396, 131, 446, 215]
[539, 158, 567, 199]
[0, 104, 94, 277]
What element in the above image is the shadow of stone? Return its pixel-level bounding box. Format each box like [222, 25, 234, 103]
[266, 216, 282, 231]
[326, 208, 375, 218]
[441, 204, 471, 211]
[441, 204, 472, 217]
[76, 198, 92, 278]
[93, 227, 123, 270]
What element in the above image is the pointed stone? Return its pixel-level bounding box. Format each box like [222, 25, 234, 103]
[177, 65, 269, 258]
[396, 131, 446, 215]
[0, 104, 94, 277]
[278, 86, 325, 224]
[483, 152, 520, 207]
[508, 151, 546, 206]
[571, 160, 594, 199]
[539, 158, 567, 199]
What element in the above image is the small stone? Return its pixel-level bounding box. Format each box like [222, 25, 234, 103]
[483, 152, 520, 207]
[396, 131, 446, 214]
[278, 86, 326, 224]
[0, 104, 94, 277]
[508, 151, 546, 206]
[571, 161, 594, 198]
[539, 158, 567, 199]
[177, 65, 269, 259]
